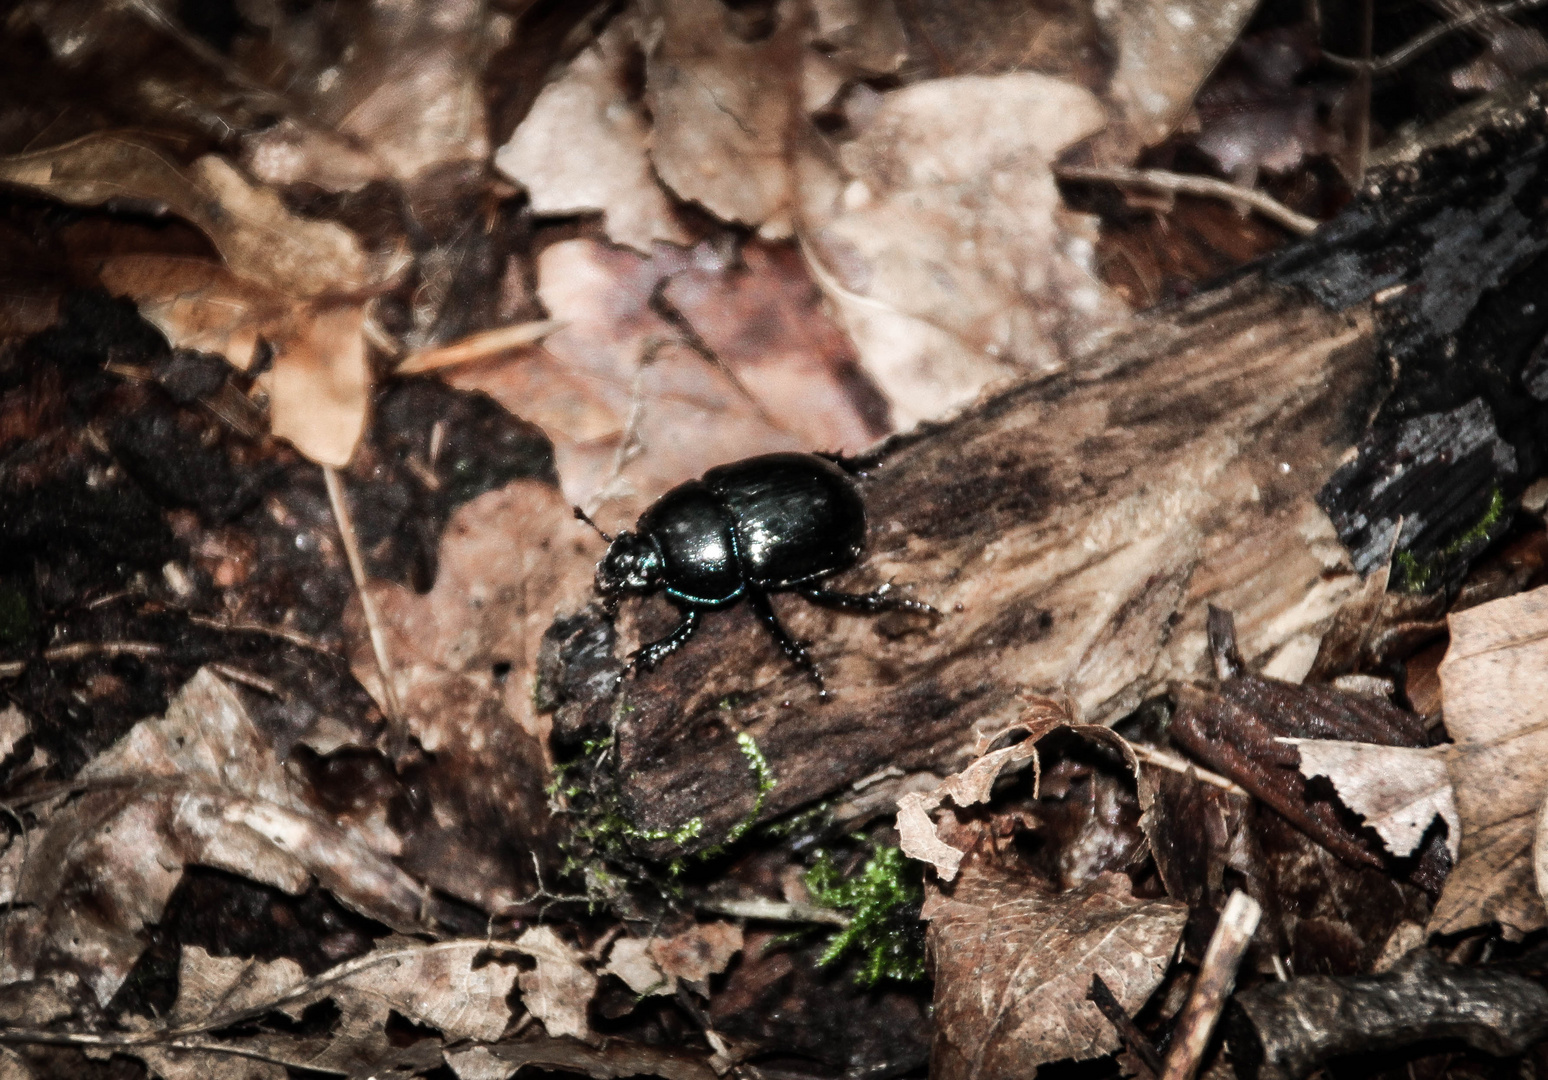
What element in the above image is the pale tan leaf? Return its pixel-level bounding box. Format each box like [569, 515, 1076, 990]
[98, 255, 284, 370]
[513, 925, 597, 1041]
[1089, 0, 1261, 163]
[1432, 584, 1548, 936]
[896, 707, 1138, 884]
[169, 947, 307, 1026]
[605, 937, 675, 997]
[641, 0, 799, 232]
[1283, 739, 1459, 858]
[799, 73, 1128, 425]
[896, 790, 966, 881]
[263, 301, 370, 467]
[0, 1047, 35, 1080]
[0, 136, 372, 297]
[496, 16, 689, 252]
[927, 871, 1186, 1075]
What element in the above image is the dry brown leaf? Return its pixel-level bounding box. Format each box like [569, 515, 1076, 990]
[15, 669, 424, 1006]
[446, 239, 801, 514]
[97, 255, 281, 371]
[238, 0, 497, 189]
[648, 922, 744, 985]
[127, 939, 521, 1079]
[1088, 0, 1261, 164]
[449, 1035, 720, 1080]
[1431, 584, 1548, 937]
[0, 135, 381, 464]
[348, 482, 593, 911]
[513, 925, 597, 1042]
[641, 0, 800, 234]
[495, 15, 690, 253]
[660, 241, 889, 455]
[0, 1049, 34, 1080]
[262, 301, 370, 468]
[0, 136, 372, 297]
[1283, 739, 1458, 859]
[927, 871, 1186, 1076]
[605, 937, 674, 997]
[897, 705, 1139, 882]
[810, 0, 907, 76]
[798, 73, 1128, 425]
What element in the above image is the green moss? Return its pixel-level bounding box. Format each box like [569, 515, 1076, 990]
[1394, 486, 1508, 593]
[806, 845, 926, 987]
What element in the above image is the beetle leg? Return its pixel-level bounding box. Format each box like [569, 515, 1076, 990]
[748, 590, 825, 694]
[799, 581, 937, 617]
[631, 608, 700, 672]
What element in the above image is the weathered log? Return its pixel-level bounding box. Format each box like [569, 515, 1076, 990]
[1222, 950, 1548, 1080]
[539, 75, 1548, 856]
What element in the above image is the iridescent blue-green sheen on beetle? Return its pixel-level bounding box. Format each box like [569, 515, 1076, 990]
[581, 452, 932, 694]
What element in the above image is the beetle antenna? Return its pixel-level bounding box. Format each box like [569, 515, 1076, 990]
[572, 506, 613, 543]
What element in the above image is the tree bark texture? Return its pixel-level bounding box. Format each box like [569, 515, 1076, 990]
[540, 76, 1548, 856]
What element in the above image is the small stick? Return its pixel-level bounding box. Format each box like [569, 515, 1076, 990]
[1160, 889, 1262, 1080]
[1055, 165, 1320, 236]
[698, 896, 851, 928]
[395, 319, 565, 375]
[322, 466, 402, 723]
[1089, 973, 1164, 1078]
[1129, 743, 1249, 796]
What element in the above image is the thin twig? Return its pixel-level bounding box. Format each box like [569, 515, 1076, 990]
[1129, 743, 1249, 796]
[1089, 973, 1164, 1078]
[395, 319, 566, 375]
[322, 466, 402, 723]
[1159, 890, 1262, 1080]
[185, 615, 338, 657]
[42, 641, 163, 662]
[1322, 0, 1548, 76]
[207, 663, 284, 698]
[1055, 166, 1320, 236]
[698, 896, 852, 928]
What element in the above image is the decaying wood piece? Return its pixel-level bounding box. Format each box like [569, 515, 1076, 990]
[541, 74, 1548, 855]
[1222, 950, 1548, 1080]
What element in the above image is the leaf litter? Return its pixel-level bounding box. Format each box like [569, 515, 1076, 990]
[3, 1, 1548, 1078]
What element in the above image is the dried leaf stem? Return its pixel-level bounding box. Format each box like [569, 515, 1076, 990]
[1130, 743, 1249, 796]
[395, 319, 566, 374]
[1055, 166, 1320, 236]
[1159, 889, 1262, 1080]
[323, 464, 402, 722]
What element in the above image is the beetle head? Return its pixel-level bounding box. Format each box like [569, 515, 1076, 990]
[595, 531, 664, 597]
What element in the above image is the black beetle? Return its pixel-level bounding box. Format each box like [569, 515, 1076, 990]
[577, 452, 932, 692]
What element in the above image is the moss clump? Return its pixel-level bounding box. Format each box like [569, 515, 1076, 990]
[806, 844, 927, 987]
[1394, 486, 1508, 593]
